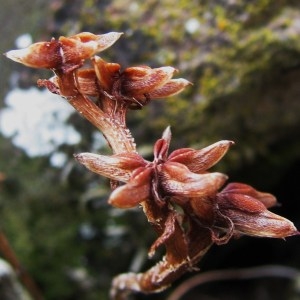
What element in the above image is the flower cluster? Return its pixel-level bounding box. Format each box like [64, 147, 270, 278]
[5, 31, 299, 298]
[6, 32, 190, 110]
[75, 126, 297, 244]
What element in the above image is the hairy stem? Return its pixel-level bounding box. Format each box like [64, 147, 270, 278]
[58, 71, 136, 154]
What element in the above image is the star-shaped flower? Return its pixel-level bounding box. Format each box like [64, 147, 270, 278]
[74, 126, 230, 208]
[45, 57, 191, 109]
[5, 32, 123, 73]
[75, 127, 298, 243]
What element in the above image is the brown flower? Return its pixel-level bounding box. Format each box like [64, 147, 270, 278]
[5, 32, 123, 73]
[215, 183, 299, 238]
[5, 32, 191, 112]
[75, 127, 298, 242]
[90, 57, 191, 109]
[74, 126, 231, 208]
[185, 182, 298, 245]
[41, 57, 191, 110]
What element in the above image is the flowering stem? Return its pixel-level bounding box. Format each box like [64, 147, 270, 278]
[110, 203, 214, 298]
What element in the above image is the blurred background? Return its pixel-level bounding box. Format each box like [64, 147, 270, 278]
[1, 1, 300, 299]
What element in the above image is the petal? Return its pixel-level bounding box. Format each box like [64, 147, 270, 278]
[5, 39, 61, 69]
[159, 162, 227, 197]
[217, 192, 267, 213]
[108, 167, 152, 208]
[161, 125, 172, 144]
[148, 78, 192, 99]
[188, 196, 215, 225]
[121, 65, 152, 77]
[152, 127, 172, 161]
[61, 32, 123, 56]
[59, 32, 122, 72]
[70, 32, 123, 52]
[168, 140, 234, 173]
[121, 66, 176, 95]
[5, 32, 122, 72]
[74, 152, 147, 182]
[216, 183, 299, 238]
[76, 69, 99, 96]
[221, 182, 277, 208]
[92, 56, 121, 90]
[223, 208, 298, 238]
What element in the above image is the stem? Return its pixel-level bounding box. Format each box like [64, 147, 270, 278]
[110, 243, 212, 299]
[0, 229, 44, 300]
[58, 72, 136, 154]
[67, 93, 136, 153]
[167, 265, 300, 300]
[110, 203, 213, 298]
[55, 70, 213, 299]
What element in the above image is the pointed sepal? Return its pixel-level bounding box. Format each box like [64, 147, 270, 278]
[74, 152, 146, 182]
[159, 162, 228, 197]
[168, 140, 234, 173]
[108, 167, 152, 208]
[217, 183, 299, 238]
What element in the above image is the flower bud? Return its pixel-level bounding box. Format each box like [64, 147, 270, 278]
[5, 32, 122, 72]
[217, 183, 299, 238]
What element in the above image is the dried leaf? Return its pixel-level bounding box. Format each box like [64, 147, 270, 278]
[148, 212, 177, 257]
